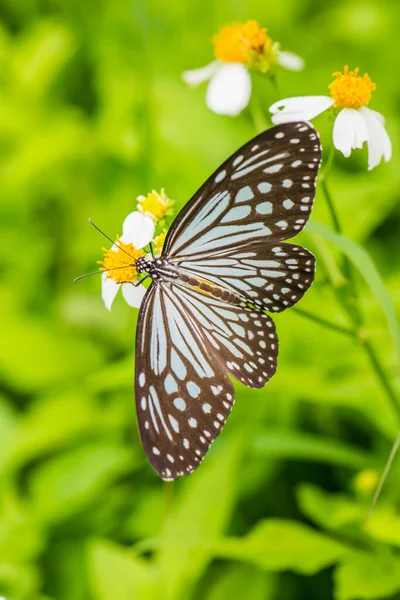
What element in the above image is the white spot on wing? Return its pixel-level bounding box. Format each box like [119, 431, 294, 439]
[235, 186, 254, 203]
[174, 398, 186, 411]
[215, 169, 226, 182]
[256, 201, 273, 215]
[264, 163, 283, 174]
[257, 182, 272, 193]
[221, 205, 251, 223]
[164, 374, 178, 394]
[186, 381, 201, 398]
[168, 414, 180, 433]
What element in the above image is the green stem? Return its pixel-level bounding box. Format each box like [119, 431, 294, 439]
[362, 338, 400, 421]
[249, 94, 269, 134]
[320, 157, 400, 516]
[364, 431, 400, 524]
[270, 74, 282, 99]
[320, 179, 342, 234]
[320, 172, 399, 418]
[320, 178, 362, 326]
[293, 308, 356, 338]
[320, 143, 336, 181]
[163, 481, 174, 522]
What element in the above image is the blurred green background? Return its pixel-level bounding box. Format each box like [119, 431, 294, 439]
[1, 0, 400, 598]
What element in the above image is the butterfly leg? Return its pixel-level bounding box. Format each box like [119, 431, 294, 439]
[133, 276, 149, 287]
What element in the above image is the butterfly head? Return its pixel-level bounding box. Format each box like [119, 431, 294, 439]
[135, 256, 153, 274]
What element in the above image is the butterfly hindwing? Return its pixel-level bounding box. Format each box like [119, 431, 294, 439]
[171, 242, 315, 313]
[170, 284, 278, 388]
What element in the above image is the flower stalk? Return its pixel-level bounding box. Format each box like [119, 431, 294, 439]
[319, 165, 400, 423]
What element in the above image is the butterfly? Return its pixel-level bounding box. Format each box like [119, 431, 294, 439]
[134, 121, 321, 480]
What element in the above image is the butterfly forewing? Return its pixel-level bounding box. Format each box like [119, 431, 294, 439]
[135, 283, 234, 480]
[163, 121, 321, 259]
[135, 280, 279, 480]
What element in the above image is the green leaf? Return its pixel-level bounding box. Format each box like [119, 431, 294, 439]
[216, 519, 348, 575]
[0, 495, 44, 564]
[296, 484, 366, 531]
[364, 506, 400, 547]
[0, 396, 17, 467]
[335, 551, 400, 600]
[29, 442, 135, 522]
[156, 439, 241, 600]
[4, 391, 128, 474]
[87, 538, 157, 600]
[0, 310, 104, 393]
[252, 429, 374, 469]
[0, 561, 39, 600]
[13, 20, 76, 97]
[206, 564, 276, 600]
[308, 220, 400, 364]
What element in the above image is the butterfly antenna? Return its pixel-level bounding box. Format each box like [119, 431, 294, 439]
[73, 265, 133, 284]
[88, 218, 138, 263]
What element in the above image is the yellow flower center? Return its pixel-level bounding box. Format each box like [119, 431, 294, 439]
[137, 189, 171, 221]
[213, 20, 268, 63]
[153, 230, 167, 255]
[98, 237, 144, 284]
[328, 66, 376, 109]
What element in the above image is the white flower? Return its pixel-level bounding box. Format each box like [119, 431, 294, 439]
[100, 211, 155, 310]
[269, 66, 391, 170]
[182, 20, 304, 117]
[184, 61, 251, 117]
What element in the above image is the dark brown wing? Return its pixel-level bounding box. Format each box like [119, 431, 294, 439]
[134, 282, 277, 480]
[163, 121, 321, 259]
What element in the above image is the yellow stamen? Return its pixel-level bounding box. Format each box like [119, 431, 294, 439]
[98, 237, 144, 284]
[329, 66, 376, 109]
[137, 188, 172, 222]
[154, 230, 167, 255]
[213, 20, 268, 63]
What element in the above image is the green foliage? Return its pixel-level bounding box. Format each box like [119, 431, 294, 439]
[216, 519, 348, 574]
[88, 539, 157, 600]
[0, 0, 400, 599]
[335, 552, 400, 600]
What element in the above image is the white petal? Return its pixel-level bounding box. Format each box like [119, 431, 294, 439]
[332, 108, 369, 157]
[121, 282, 147, 308]
[101, 273, 120, 311]
[278, 51, 305, 72]
[362, 106, 386, 125]
[206, 63, 251, 116]
[182, 61, 220, 87]
[359, 106, 392, 170]
[270, 95, 334, 124]
[120, 211, 155, 249]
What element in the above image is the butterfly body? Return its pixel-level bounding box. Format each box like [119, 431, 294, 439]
[134, 122, 322, 480]
[137, 255, 245, 305]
